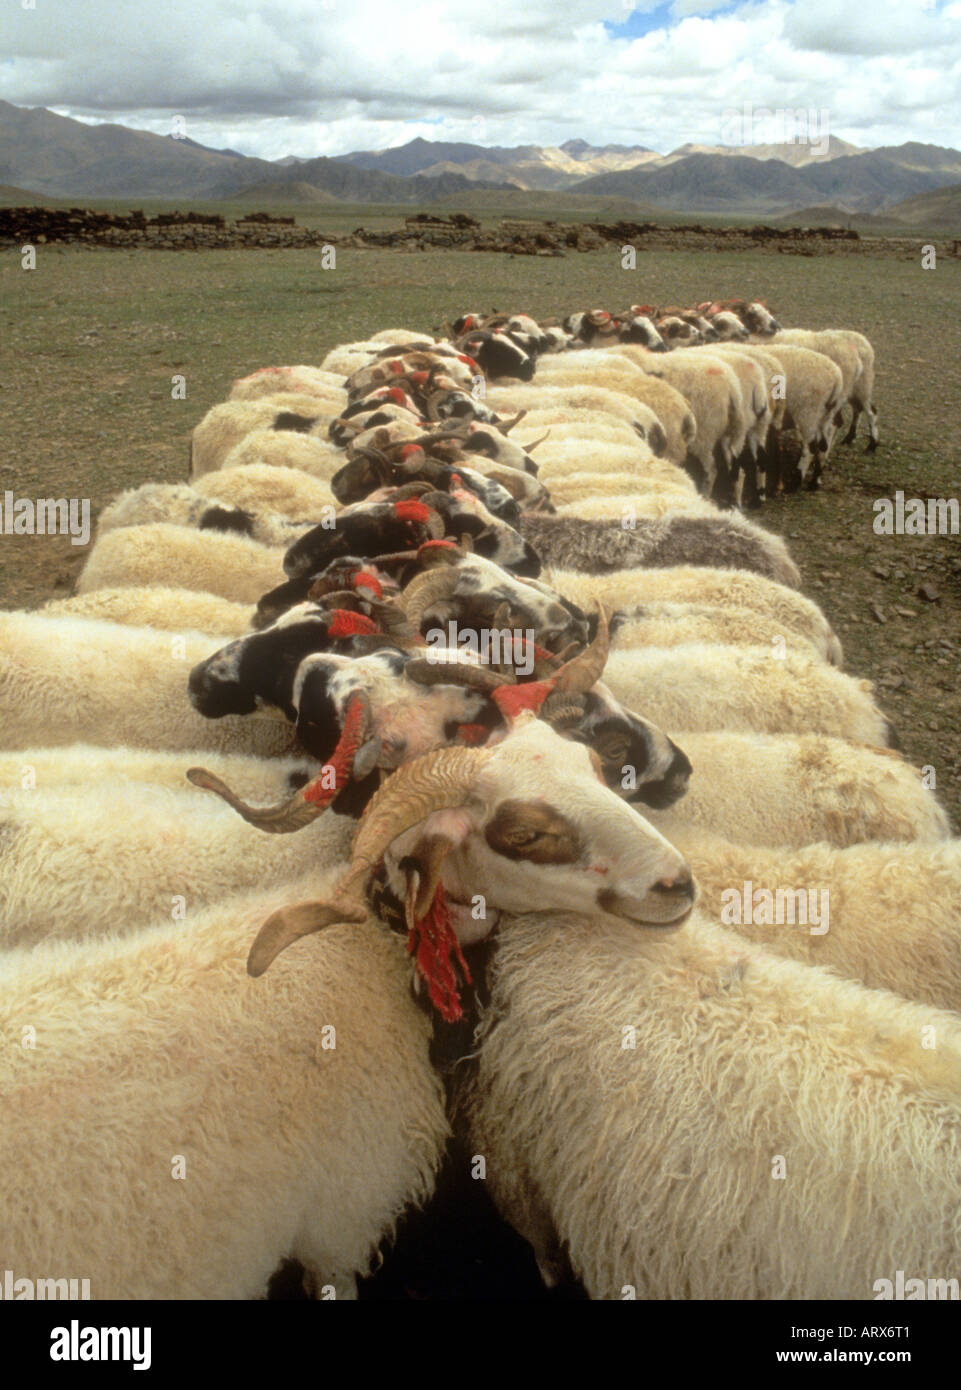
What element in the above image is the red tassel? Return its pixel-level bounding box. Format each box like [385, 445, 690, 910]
[492, 681, 553, 720]
[408, 885, 471, 1023]
[302, 694, 367, 807]
[352, 570, 383, 598]
[418, 539, 458, 555]
[456, 722, 490, 746]
[393, 499, 431, 523]
[328, 609, 378, 638]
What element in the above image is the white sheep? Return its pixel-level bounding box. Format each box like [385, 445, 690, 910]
[755, 342, 845, 486]
[654, 821, 961, 1012]
[0, 870, 448, 1299]
[484, 384, 667, 454]
[611, 601, 823, 659]
[0, 612, 294, 756]
[774, 327, 878, 449]
[533, 353, 697, 467]
[45, 586, 254, 637]
[190, 395, 338, 477]
[77, 523, 285, 604]
[546, 475, 700, 512]
[464, 907, 961, 1299]
[601, 644, 890, 744]
[320, 340, 385, 377]
[0, 744, 317, 797]
[612, 344, 748, 498]
[0, 781, 351, 947]
[645, 731, 948, 847]
[229, 365, 348, 404]
[544, 563, 843, 665]
[221, 429, 345, 483]
[194, 461, 337, 518]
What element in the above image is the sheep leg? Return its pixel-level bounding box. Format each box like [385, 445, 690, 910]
[864, 403, 880, 452]
[840, 402, 861, 445]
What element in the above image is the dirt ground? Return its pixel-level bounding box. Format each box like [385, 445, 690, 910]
[1, 239, 959, 827]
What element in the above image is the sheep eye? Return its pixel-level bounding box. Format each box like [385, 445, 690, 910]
[510, 829, 543, 846]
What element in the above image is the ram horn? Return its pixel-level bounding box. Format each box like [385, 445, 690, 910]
[405, 652, 515, 692]
[520, 429, 551, 453]
[401, 566, 461, 628]
[188, 691, 372, 833]
[246, 743, 493, 976]
[496, 411, 527, 435]
[551, 604, 611, 693]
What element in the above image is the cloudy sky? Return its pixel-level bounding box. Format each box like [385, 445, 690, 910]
[4, 0, 961, 158]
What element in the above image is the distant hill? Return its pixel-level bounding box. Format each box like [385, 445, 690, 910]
[887, 182, 961, 230]
[0, 182, 49, 203]
[2, 102, 961, 216]
[571, 147, 961, 213]
[227, 179, 341, 204]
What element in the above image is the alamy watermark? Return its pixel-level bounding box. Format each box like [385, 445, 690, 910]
[720, 102, 830, 157]
[719, 880, 829, 935]
[1, 1268, 90, 1299]
[424, 622, 537, 677]
[0, 492, 91, 546]
[873, 490, 959, 536]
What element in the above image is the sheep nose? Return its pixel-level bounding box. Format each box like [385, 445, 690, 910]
[653, 868, 695, 898]
[652, 341, 670, 353]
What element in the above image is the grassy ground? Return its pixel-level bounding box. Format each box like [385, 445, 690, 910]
[2, 238, 959, 826]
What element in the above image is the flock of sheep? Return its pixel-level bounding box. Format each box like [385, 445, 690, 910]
[1, 300, 959, 1303]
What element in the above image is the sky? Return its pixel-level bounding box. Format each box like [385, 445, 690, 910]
[3, 0, 960, 159]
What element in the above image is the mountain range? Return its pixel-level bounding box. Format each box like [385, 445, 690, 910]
[1, 100, 960, 220]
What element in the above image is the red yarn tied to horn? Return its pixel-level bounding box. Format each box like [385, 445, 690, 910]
[419, 539, 458, 555]
[492, 681, 554, 720]
[303, 694, 368, 807]
[408, 884, 471, 1023]
[328, 609, 379, 638]
[393, 499, 431, 523]
[352, 570, 383, 598]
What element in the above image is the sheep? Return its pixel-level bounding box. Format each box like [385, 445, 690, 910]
[95, 482, 324, 550]
[519, 512, 802, 588]
[45, 586, 254, 637]
[368, 328, 435, 345]
[544, 473, 699, 512]
[651, 821, 961, 1011]
[77, 523, 285, 605]
[643, 732, 948, 847]
[484, 383, 668, 455]
[190, 396, 340, 477]
[544, 563, 843, 665]
[193, 463, 337, 519]
[601, 645, 891, 744]
[0, 613, 296, 756]
[610, 601, 823, 660]
[0, 869, 449, 1299]
[0, 781, 356, 948]
[532, 355, 697, 467]
[221, 429, 345, 483]
[611, 344, 749, 500]
[691, 343, 773, 504]
[229, 365, 348, 404]
[774, 327, 878, 450]
[462, 907, 961, 1299]
[321, 339, 386, 376]
[0, 744, 317, 798]
[754, 343, 845, 489]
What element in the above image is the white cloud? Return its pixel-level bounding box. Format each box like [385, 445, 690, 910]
[2, 0, 960, 157]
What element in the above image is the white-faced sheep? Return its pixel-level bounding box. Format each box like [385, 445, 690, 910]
[77, 523, 285, 605]
[463, 908, 961, 1299]
[652, 822, 961, 1012]
[644, 732, 948, 847]
[0, 613, 295, 756]
[45, 586, 254, 637]
[0, 870, 449, 1299]
[0, 782, 352, 947]
[544, 564, 843, 666]
[600, 645, 891, 745]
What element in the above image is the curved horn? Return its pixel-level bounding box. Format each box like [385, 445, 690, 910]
[247, 741, 494, 975]
[401, 566, 461, 628]
[497, 411, 526, 435]
[188, 691, 371, 833]
[521, 429, 551, 453]
[551, 605, 611, 694]
[405, 654, 514, 692]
